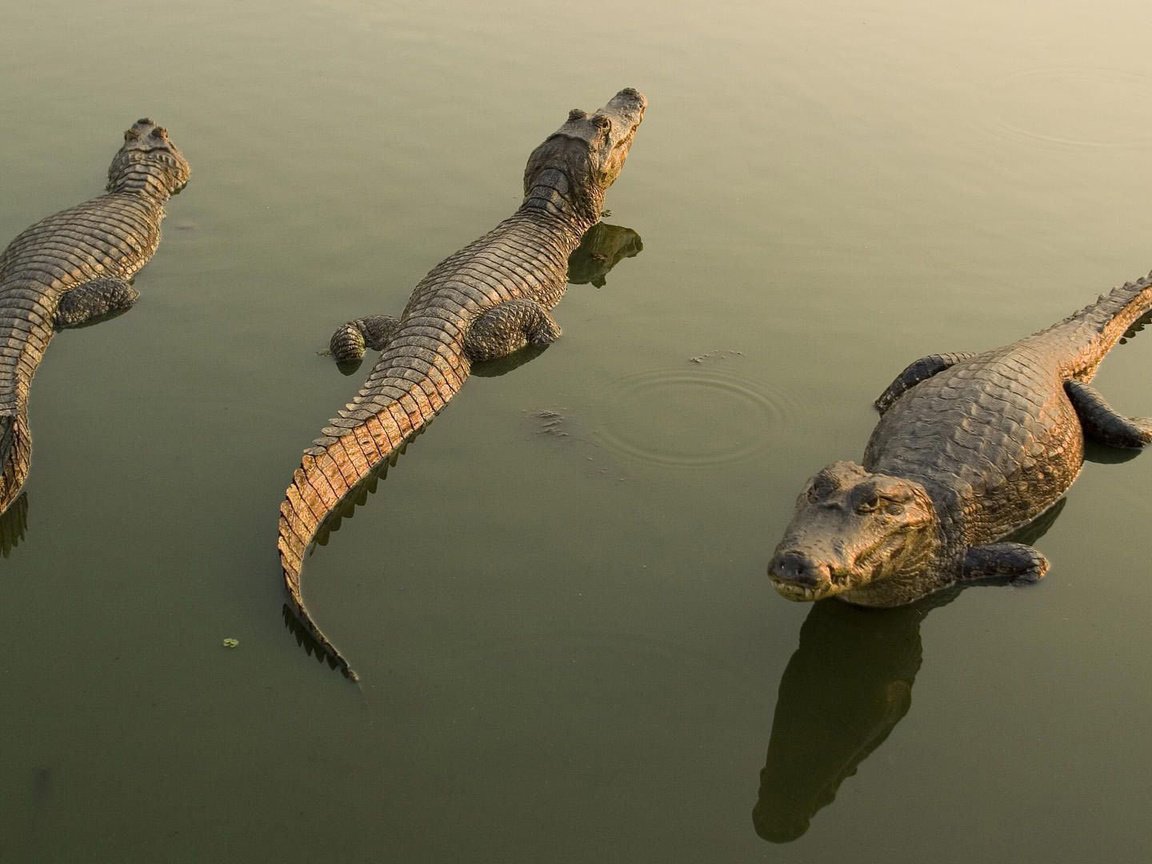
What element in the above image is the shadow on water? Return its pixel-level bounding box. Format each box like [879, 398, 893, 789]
[284, 223, 642, 667]
[753, 499, 1067, 843]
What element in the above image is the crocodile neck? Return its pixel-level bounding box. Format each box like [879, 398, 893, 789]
[107, 162, 181, 203]
[520, 166, 603, 238]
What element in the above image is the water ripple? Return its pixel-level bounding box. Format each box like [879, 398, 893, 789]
[593, 367, 792, 467]
[990, 67, 1152, 149]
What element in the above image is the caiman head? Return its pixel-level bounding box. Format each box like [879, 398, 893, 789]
[523, 87, 647, 223]
[107, 118, 191, 197]
[768, 461, 940, 603]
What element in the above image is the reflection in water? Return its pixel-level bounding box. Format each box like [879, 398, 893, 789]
[755, 501, 1067, 843]
[0, 492, 27, 557]
[564, 222, 643, 288]
[754, 596, 935, 843]
[286, 223, 644, 667]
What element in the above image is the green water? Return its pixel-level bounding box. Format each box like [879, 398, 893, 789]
[2, 0, 1151, 861]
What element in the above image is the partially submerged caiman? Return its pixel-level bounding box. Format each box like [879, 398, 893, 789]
[769, 275, 1152, 606]
[0, 120, 189, 513]
[279, 88, 647, 679]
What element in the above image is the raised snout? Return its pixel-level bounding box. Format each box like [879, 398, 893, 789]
[769, 550, 830, 587]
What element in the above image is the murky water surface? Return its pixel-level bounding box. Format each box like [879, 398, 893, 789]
[2, 1, 1151, 861]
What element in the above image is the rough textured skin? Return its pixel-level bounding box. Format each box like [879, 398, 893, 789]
[768, 274, 1152, 606]
[279, 89, 647, 679]
[0, 119, 189, 514]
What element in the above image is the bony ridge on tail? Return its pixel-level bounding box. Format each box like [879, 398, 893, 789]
[0, 119, 190, 514]
[278, 88, 647, 680]
[768, 274, 1152, 606]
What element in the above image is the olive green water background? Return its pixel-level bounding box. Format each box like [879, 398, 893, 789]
[3, 1, 1152, 861]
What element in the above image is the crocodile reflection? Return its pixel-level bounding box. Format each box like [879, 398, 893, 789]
[284, 223, 644, 670]
[565, 222, 643, 288]
[474, 223, 644, 378]
[755, 500, 1066, 843]
[0, 492, 27, 558]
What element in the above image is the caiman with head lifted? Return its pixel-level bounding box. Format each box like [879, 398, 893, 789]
[0, 120, 189, 514]
[768, 275, 1152, 606]
[278, 88, 647, 680]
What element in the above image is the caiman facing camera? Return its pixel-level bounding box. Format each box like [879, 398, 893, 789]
[769, 275, 1152, 606]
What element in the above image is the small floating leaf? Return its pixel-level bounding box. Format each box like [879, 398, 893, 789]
[222, 638, 240, 649]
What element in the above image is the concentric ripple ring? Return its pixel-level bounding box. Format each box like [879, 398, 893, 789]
[594, 368, 792, 467]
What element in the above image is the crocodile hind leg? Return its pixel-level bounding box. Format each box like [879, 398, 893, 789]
[329, 315, 401, 364]
[1065, 380, 1152, 449]
[464, 298, 562, 362]
[874, 352, 977, 413]
[54, 277, 139, 329]
[960, 542, 1050, 585]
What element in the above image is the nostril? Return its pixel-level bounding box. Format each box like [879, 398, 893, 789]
[769, 550, 828, 587]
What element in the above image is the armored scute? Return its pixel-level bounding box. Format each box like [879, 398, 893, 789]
[0, 119, 189, 513]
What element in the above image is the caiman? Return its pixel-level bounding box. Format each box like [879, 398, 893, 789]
[768, 275, 1152, 606]
[278, 88, 647, 680]
[0, 119, 190, 514]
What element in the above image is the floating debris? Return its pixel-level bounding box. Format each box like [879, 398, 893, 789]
[689, 349, 744, 364]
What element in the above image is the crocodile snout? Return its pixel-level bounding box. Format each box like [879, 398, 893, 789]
[768, 550, 834, 600]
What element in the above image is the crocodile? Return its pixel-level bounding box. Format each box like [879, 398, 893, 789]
[756, 501, 1065, 842]
[0, 119, 190, 515]
[278, 88, 647, 679]
[768, 275, 1152, 606]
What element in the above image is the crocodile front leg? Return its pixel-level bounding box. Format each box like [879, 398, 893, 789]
[874, 352, 977, 414]
[464, 298, 562, 362]
[1065, 380, 1152, 449]
[54, 278, 139, 329]
[329, 314, 401, 364]
[960, 542, 1050, 585]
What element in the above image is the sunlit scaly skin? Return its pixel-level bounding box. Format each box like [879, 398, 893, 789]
[0, 119, 190, 514]
[279, 89, 647, 680]
[769, 275, 1152, 606]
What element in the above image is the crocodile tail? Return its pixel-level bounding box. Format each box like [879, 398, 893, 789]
[278, 353, 469, 680]
[1062, 270, 1152, 374]
[0, 411, 30, 516]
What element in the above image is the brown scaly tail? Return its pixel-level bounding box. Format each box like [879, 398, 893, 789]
[1058, 270, 1152, 377]
[278, 355, 468, 680]
[0, 412, 31, 517]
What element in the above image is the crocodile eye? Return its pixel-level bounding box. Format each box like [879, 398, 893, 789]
[807, 474, 837, 501]
[855, 496, 880, 514]
[885, 502, 905, 516]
